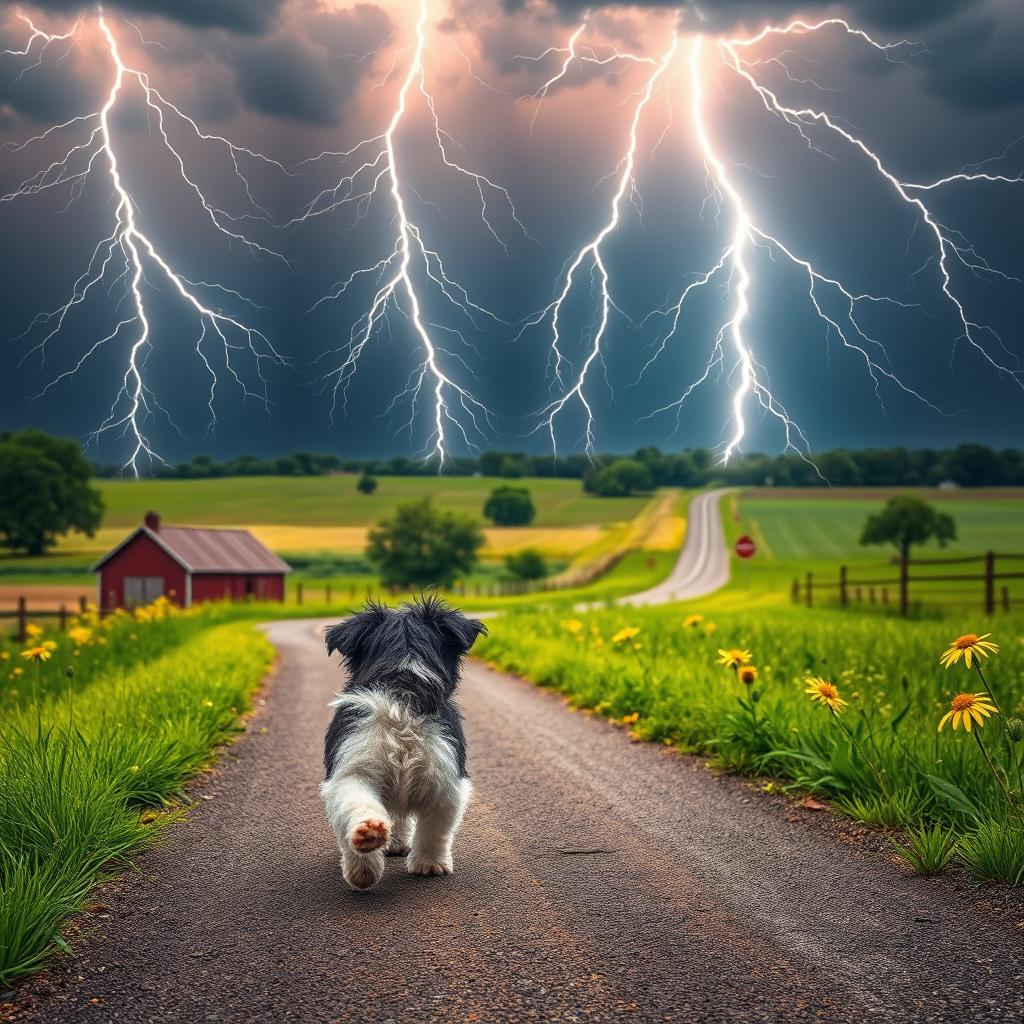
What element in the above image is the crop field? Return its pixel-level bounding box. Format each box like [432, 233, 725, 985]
[479, 602, 1024, 885]
[0, 600, 273, 984]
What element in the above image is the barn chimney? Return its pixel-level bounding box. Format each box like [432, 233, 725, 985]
[144, 511, 161, 532]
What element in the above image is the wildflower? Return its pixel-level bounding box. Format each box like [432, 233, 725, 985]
[717, 648, 752, 669]
[703, 622, 718, 636]
[738, 665, 758, 686]
[41, 640, 58, 651]
[129, 765, 140, 774]
[202, 699, 214, 708]
[562, 619, 584, 635]
[804, 677, 848, 715]
[0, 651, 8, 661]
[12, 667, 23, 677]
[937, 692, 997, 732]
[20, 646, 52, 663]
[1006, 717, 1024, 743]
[24, 624, 43, 640]
[68, 626, 92, 646]
[621, 712, 639, 725]
[939, 632, 999, 670]
[612, 626, 640, 645]
[682, 614, 704, 629]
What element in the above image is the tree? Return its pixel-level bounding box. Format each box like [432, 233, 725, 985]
[357, 474, 378, 495]
[366, 498, 483, 589]
[0, 430, 104, 556]
[586, 458, 653, 497]
[504, 548, 548, 581]
[483, 485, 535, 526]
[860, 495, 957, 562]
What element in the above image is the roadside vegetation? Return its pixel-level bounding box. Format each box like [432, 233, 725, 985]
[0, 600, 273, 985]
[478, 604, 1024, 885]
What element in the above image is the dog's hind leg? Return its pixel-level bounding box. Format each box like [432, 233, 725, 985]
[407, 779, 471, 877]
[320, 775, 392, 890]
[385, 815, 412, 857]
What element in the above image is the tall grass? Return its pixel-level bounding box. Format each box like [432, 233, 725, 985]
[478, 605, 1024, 883]
[0, 617, 272, 985]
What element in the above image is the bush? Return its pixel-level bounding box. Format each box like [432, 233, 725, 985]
[366, 498, 483, 589]
[483, 486, 535, 526]
[357, 474, 378, 495]
[504, 548, 548, 581]
[585, 458, 653, 497]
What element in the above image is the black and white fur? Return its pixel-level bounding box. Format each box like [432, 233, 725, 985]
[320, 596, 486, 891]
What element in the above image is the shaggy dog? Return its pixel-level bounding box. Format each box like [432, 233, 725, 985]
[320, 596, 486, 891]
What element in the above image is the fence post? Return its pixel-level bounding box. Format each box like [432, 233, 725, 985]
[1002, 586, 1010, 613]
[882, 588, 889, 606]
[17, 596, 27, 643]
[899, 554, 909, 618]
[805, 571, 813, 608]
[59, 605, 67, 631]
[79, 595, 88, 613]
[869, 586, 876, 605]
[839, 565, 848, 607]
[985, 551, 995, 615]
[791, 578, 800, 604]
[855, 586, 862, 604]
[297, 582, 303, 606]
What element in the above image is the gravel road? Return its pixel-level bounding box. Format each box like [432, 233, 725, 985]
[16, 616, 1024, 1024]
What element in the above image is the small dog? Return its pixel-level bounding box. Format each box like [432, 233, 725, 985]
[320, 596, 487, 891]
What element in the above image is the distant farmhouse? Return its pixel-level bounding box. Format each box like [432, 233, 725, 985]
[93, 512, 291, 611]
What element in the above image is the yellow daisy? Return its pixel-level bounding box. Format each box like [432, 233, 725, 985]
[612, 626, 640, 645]
[682, 614, 704, 629]
[804, 677, 848, 714]
[939, 633, 999, 670]
[717, 648, 752, 669]
[738, 665, 758, 686]
[562, 619, 584, 635]
[938, 692, 997, 732]
[20, 646, 52, 663]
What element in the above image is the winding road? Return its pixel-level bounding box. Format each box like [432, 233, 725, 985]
[16, 491, 1024, 1023]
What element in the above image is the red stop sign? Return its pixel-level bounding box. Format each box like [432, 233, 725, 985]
[734, 535, 757, 559]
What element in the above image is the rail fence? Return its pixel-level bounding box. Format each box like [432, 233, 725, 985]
[792, 550, 1024, 616]
[0, 596, 91, 642]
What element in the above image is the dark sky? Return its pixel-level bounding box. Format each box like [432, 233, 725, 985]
[1, 0, 1023, 470]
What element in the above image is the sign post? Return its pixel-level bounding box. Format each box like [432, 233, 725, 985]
[734, 534, 756, 589]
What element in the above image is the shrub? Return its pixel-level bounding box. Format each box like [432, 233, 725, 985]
[504, 548, 548, 581]
[357, 474, 378, 495]
[484, 486, 535, 526]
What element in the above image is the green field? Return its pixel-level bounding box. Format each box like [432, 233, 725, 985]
[92, 475, 647, 528]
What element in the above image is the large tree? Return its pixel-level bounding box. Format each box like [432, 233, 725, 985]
[860, 495, 957, 562]
[0, 430, 104, 556]
[483, 485, 535, 526]
[367, 498, 483, 589]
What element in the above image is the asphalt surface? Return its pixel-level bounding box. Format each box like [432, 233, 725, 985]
[617, 488, 731, 607]
[16, 616, 1024, 1023]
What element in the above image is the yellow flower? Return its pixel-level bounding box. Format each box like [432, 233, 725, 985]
[939, 633, 999, 669]
[129, 764, 140, 774]
[68, 627, 92, 646]
[562, 619, 584, 635]
[621, 712, 639, 725]
[11, 667, 24, 677]
[717, 648, 752, 669]
[804, 677, 848, 714]
[611, 626, 640, 645]
[703, 622, 718, 636]
[41, 640, 58, 651]
[738, 665, 758, 686]
[0, 651, 8, 661]
[682, 614, 704, 629]
[202, 699, 214, 708]
[20, 646, 52, 662]
[938, 692, 997, 732]
[24, 624, 43, 640]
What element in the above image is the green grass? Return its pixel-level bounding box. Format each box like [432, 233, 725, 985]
[0, 610, 273, 985]
[477, 601, 1024, 884]
[93, 475, 647, 528]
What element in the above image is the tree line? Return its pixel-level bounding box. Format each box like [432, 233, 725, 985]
[94, 443, 1024, 489]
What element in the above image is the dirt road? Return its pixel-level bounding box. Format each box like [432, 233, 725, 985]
[19, 617, 1024, 1023]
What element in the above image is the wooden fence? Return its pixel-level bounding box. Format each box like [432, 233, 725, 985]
[0, 596, 90, 642]
[792, 551, 1024, 616]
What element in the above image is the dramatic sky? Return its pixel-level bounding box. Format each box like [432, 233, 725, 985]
[1, 0, 1023, 469]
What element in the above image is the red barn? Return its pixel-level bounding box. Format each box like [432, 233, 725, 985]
[93, 511, 291, 611]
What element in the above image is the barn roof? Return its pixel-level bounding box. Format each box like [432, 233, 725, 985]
[93, 524, 292, 575]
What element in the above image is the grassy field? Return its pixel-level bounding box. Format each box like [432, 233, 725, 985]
[0, 476, 655, 586]
[478, 601, 1024, 884]
[712, 488, 1024, 615]
[0, 602, 273, 984]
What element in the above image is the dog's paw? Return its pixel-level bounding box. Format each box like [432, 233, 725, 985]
[343, 855, 383, 891]
[350, 818, 390, 854]
[406, 855, 453, 877]
[385, 841, 410, 857]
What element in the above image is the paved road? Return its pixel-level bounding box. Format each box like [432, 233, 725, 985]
[618, 488, 731, 607]
[19, 617, 1024, 1023]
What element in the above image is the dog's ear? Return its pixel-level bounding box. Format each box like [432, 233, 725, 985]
[324, 602, 388, 669]
[409, 594, 487, 658]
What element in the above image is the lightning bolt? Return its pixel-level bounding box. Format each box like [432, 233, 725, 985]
[530, 14, 1022, 464]
[2, 7, 287, 476]
[302, 0, 529, 466]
